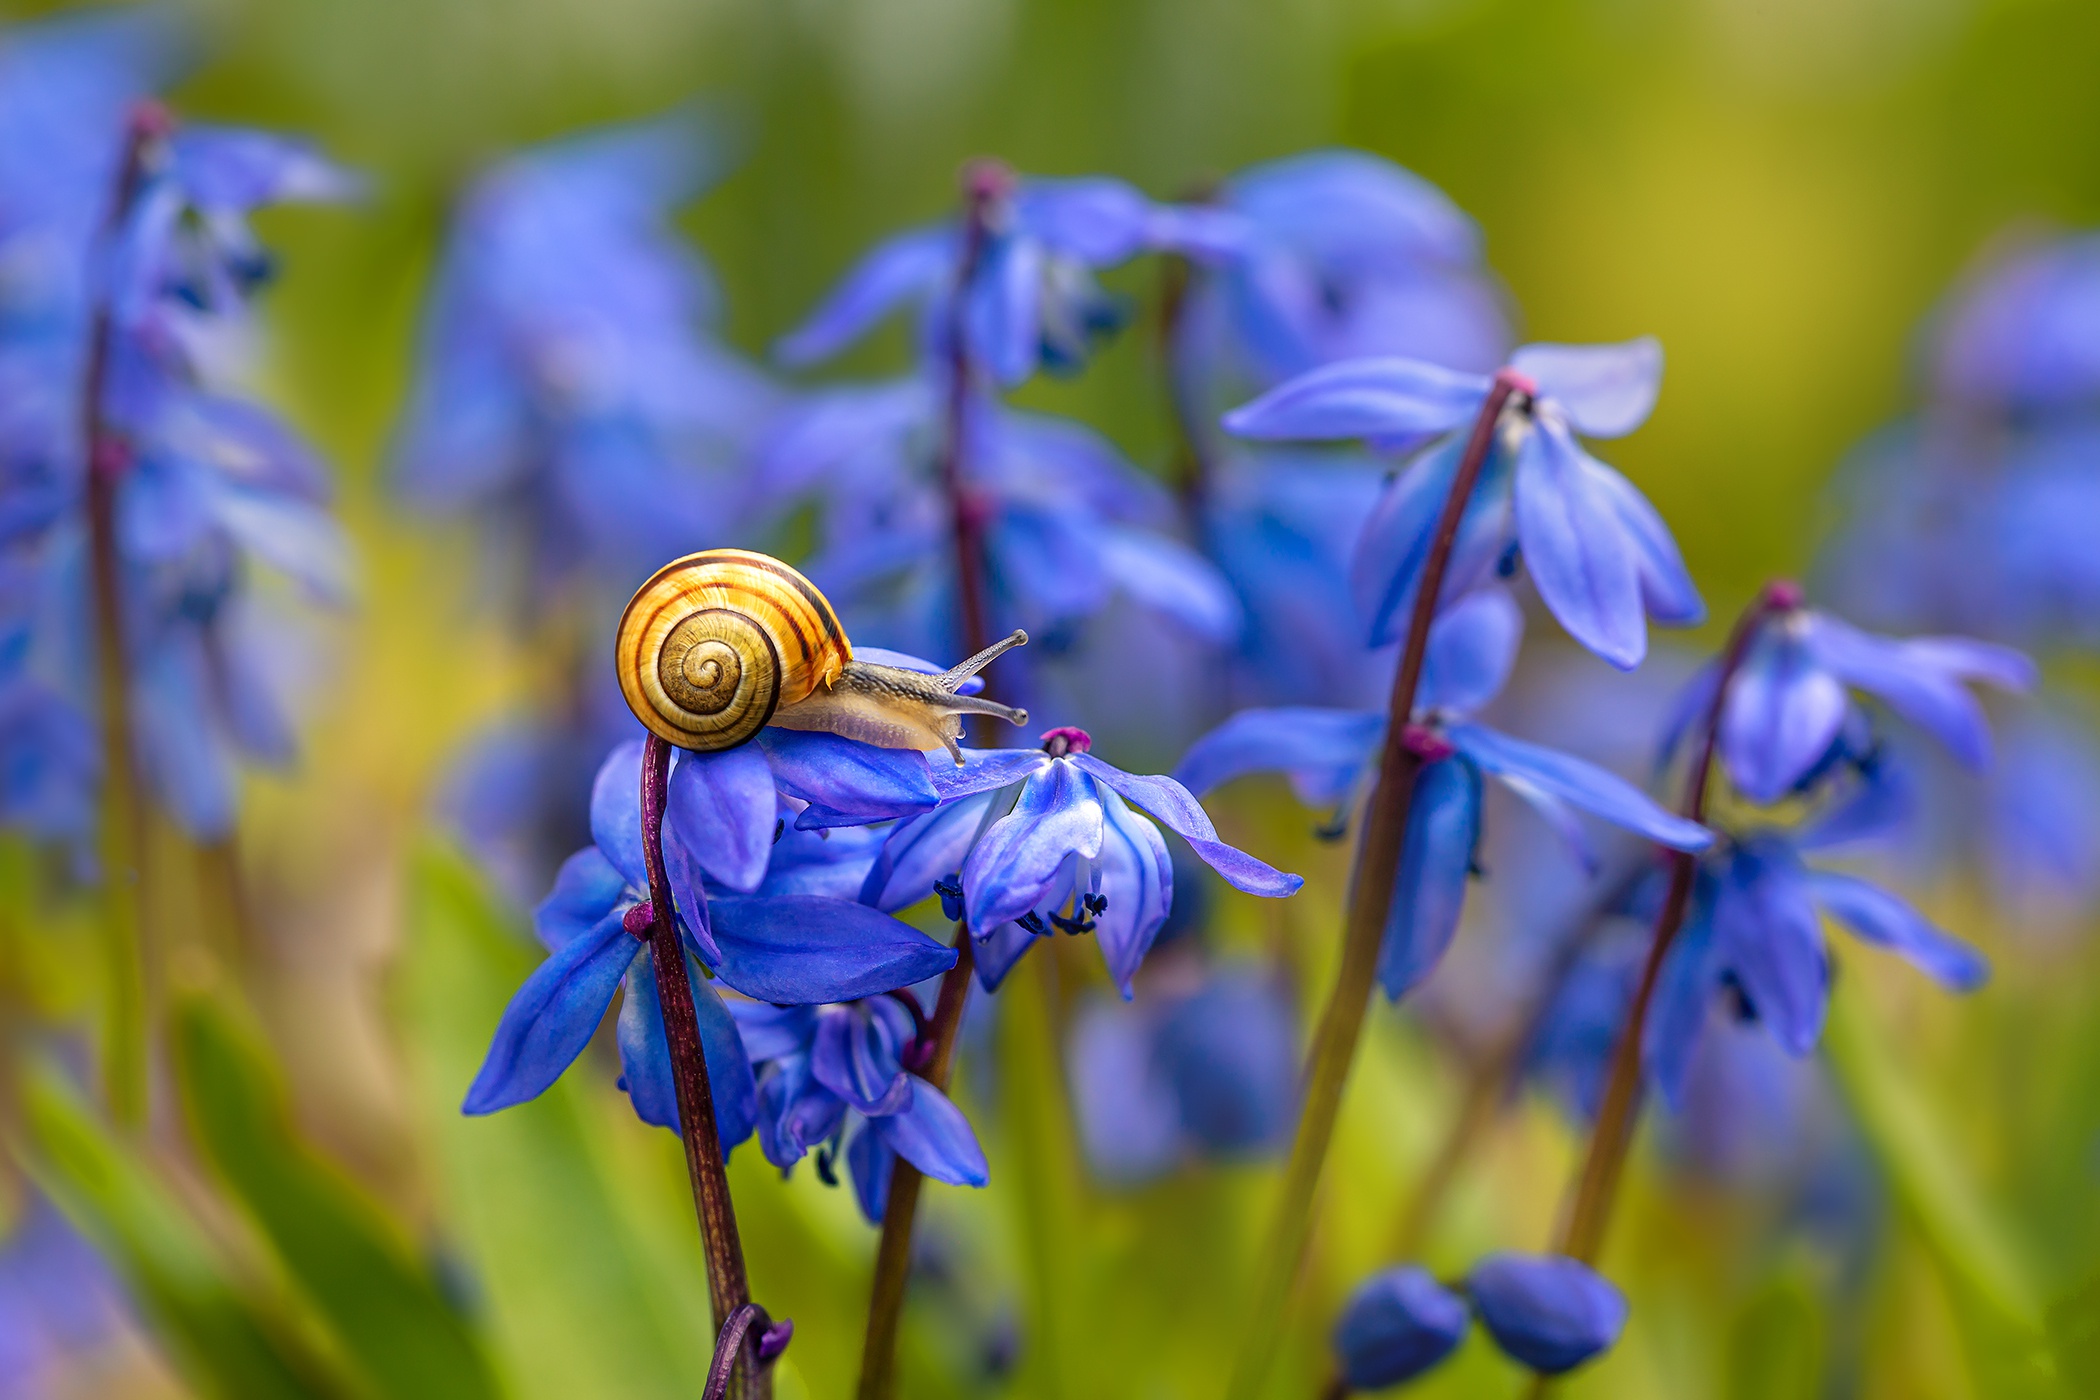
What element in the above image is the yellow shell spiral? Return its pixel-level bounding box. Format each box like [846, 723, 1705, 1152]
[615, 548, 853, 752]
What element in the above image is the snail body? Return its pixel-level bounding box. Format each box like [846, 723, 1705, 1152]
[616, 548, 1028, 761]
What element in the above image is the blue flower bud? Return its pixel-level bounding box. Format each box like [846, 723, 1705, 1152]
[1331, 1266, 1469, 1389]
[1465, 1252, 1627, 1375]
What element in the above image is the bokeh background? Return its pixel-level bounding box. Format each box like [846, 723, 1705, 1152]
[8, 0, 2100, 1396]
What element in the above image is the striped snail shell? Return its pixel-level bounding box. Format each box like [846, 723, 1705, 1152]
[615, 548, 1029, 761]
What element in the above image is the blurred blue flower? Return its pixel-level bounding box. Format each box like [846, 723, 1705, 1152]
[859, 727, 1301, 995]
[730, 994, 988, 1222]
[0, 13, 358, 841]
[777, 168, 1235, 388]
[0, 1191, 126, 1393]
[1224, 339, 1702, 669]
[1464, 1253, 1627, 1375]
[393, 111, 778, 593]
[462, 740, 956, 1132]
[751, 377, 1239, 664]
[1927, 232, 2100, 414]
[1330, 1265, 1470, 1390]
[1066, 965, 1297, 1184]
[1176, 587, 1711, 1000]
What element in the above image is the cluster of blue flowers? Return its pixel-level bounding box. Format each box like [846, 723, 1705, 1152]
[0, 8, 355, 845]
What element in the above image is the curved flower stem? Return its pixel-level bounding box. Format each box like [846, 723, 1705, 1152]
[855, 158, 1010, 1400]
[639, 735, 768, 1400]
[1227, 372, 1529, 1400]
[856, 933, 975, 1400]
[1550, 582, 1793, 1268]
[84, 101, 172, 1130]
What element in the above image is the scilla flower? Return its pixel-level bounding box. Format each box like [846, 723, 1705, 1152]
[858, 728, 1302, 995]
[463, 741, 956, 1134]
[1223, 338, 1701, 669]
[1177, 585, 1710, 999]
[731, 995, 988, 1222]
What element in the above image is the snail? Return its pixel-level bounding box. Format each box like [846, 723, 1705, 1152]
[615, 548, 1029, 763]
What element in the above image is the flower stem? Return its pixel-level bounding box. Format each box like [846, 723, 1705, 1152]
[1227, 372, 1528, 1400]
[84, 101, 172, 1130]
[1548, 582, 1793, 1272]
[853, 158, 1011, 1400]
[856, 932, 975, 1400]
[639, 735, 768, 1400]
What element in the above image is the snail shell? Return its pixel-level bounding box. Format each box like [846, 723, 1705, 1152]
[615, 548, 1029, 760]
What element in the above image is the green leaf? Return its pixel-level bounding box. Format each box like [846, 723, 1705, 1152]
[171, 994, 504, 1400]
[2046, 1273, 2100, 1396]
[10, 1059, 356, 1400]
[1725, 1275, 1823, 1400]
[393, 843, 713, 1400]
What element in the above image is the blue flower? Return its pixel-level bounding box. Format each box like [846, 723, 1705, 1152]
[1066, 966, 1297, 1184]
[1643, 832, 1989, 1105]
[1331, 1266, 1470, 1390]
[0, 1190, 124, 1391]
[752, 378, 1240, 663]
[730, 995, 988, 1222]
[1222, 339, 1702, 669]
[393, 111, 778, 590]
[1465, 1253, 1627, 1375]
[1688, 604, 2035, 806]
[859, 728, 1302, 996]
[1170, 149, 1510, 409]
[1926, 231, 2100, 414]
[1176, 587, 1711, 999]
[462, 740, 957, 1131]
[777, 168, 1234, 388]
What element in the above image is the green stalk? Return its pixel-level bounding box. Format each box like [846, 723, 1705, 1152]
[1226, 371, 1527, 1400]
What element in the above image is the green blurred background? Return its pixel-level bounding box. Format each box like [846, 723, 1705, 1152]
[13, 0, 2100, 1395]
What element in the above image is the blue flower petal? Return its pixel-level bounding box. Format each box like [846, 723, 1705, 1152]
[809, 1004, 913, 1115]
[1350, 431, 1514, 648]
[1072, 754, 1304, 898]
[862, 791, 1001, 913]
[873, 1077, 989, 1187]
[1096, 524, 1243, 642]
[1093, 789, 1174, 997]
[1805, 871, 1989, 991]
[589, 740, 648, 889]
[1511, 337, 1664, 438]
[774, 227, 954, 366]
[1417, 584, 1523, 716]
[1641, 879, 1718, 1109]
[1377, 754, 1481, 999]
[756, 729, 940, 825]
[847, 1123, 895, 1223]
[1719, 623, 1850, 804]
[1804, 615, 2028, 770]
[1172, 707, 1383, 809]
[1155, 973, 1299, 1155]
[971, 920, 1042, 993]
[666, 746, 775, 893]
[534, 847, 628, 953]
[1514, 421, 1646, 669]
[1221, 356, 1488, 440]
[1445, 722, 1712, 851]
[1467, 1253, 1629, 1375]
[1332, 1267, 1470, 1390]
[931, 748, 1048, 802]
[1712, 843, 1828, 1056]
[709, 896, 957, 1003]
[615, 952, 758, 1148]
[727, 1000, 817, 1062]
[1588, 461, 1704, 626]
[1068, 999, 1183, 1183]
[463, 914, 637, 1114]
[963, 762, 1106, 932]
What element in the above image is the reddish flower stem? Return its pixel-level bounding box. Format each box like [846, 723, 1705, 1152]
[856, 159, 1011, 1400]
[639, 735, 768, 1400]
[84, 101, 173, 1128]
[1227, 371, 1530, 1400]
[1550, 581, 1795, 1269]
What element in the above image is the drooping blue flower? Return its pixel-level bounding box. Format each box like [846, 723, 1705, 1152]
[777, 168, 1235, 388]
[0, 15, 358, 841]
[730, 994, 988, 1222]
[1223, 339, 1702, 670]
[1176, 586, 1711, 1000]
[1464, 1253, 1627, 1375]
[462, 739, 957, 1132]
[1330, 1266, 1471, 1390]
[749, 376, 1239, 666]
[858, 728, 1301, 996]
[1066, 965, 1297, 1184]
[393, 111, 778, 593]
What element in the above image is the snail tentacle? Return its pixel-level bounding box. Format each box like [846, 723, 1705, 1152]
[935, 629, 1029, 693]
